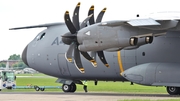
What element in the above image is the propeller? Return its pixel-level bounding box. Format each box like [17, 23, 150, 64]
[63, 2, 97, 73]
[88, 6, 109, 68]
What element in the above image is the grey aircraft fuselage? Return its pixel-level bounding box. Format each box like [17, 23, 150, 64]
[23, 24, 180, 83]
[14, 2, 180, 95]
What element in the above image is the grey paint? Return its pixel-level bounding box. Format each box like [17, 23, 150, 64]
[9, 2, 180, 95]
[22, 23, 180, 84]
[11, 18, 180, 96]
[122, 63, 180, 87]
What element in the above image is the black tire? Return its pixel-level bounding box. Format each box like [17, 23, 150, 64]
[7, 87, 12, 89]
[166, 86, 180, 95]
[34, 85, 38, 89]
[70, 83, 76, 92]
[0, 89, 1, 91]
[35, 86, 40, 91]
[62, 84, 71, 92]
[40, 88, 45, 91]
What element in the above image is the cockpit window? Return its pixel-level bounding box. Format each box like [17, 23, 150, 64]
[40, 33, 46, 40]
[36, 33, 46, 41]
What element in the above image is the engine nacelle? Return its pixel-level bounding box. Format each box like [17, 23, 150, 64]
[78, 37, 138, 52]
[76, 23, 140, 52]
[136, 36, 153, 46]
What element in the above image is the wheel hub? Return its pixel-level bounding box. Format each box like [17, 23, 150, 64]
[63, 85, 69, 90]
[169, 87, 176, 92]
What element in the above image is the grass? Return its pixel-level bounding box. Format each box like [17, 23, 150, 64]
[75, 81, 166, 93]
[16, 73, 47, 76]
[11, 73, 167, 93]
[0, 73, 166, 93]
[2, 73, 180, 100]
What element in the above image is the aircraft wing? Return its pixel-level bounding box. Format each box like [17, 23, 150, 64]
[100, 19, 160, 26]
[9, 22, 64, 30]
[100, 19, 179, 30]
[127, 18, 161, 26]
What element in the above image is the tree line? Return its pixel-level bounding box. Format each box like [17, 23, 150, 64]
[0, 54, 28, 69]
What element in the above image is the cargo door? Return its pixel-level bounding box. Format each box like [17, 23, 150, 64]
[58, 53, 71, 76]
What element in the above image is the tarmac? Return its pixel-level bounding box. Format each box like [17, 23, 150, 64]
[0, 92, 180, 101]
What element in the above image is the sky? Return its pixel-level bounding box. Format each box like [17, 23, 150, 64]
[0, 0, 179, 60]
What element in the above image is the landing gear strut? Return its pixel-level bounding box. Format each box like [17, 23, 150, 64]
[166, 86, 180, 95]
[62, 82, 76, 92]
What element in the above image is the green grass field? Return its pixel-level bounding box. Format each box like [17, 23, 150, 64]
[11, 73, 167, 93]
[2, 73, 180, 101]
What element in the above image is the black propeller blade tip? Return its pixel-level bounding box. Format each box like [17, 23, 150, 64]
[102, 8, 107, 12]
[77, 2, 81, 7]
[89, 5, 94, 10]
[65, 11, 69, 15]
[90, 60, 97, 67]
[105, 64, 110, 68]
[79, 68, 85, 73]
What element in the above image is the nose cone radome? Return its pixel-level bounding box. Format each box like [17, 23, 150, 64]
[22, 45, 29, 67]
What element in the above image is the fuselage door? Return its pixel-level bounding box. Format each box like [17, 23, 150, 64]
[58, 53, 71, 76]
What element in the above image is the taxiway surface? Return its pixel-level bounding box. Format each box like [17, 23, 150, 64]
[0, 92, 179, 101]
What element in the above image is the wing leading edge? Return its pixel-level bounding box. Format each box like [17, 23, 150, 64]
[9, 22, 65, 30]
[99, 19, 179, 30]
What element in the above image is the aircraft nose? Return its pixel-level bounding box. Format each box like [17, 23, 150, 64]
[22, 45, 29, 67]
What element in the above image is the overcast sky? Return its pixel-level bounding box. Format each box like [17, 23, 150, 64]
[0, 0, 179, 60]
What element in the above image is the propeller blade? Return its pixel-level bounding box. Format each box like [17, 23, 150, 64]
[65, 43, 75, 62]
[73, 2, 80, 30]
[64, 11, 77, 34]
[96, 8, 106, 23]
[91, 51, 96, 61]
[88, 5, 95, 25]
[61, 33, 77, 39]
[88, 8, 107, 67]
[74, 44, 85, 73]
[80, 14, 93, 29]
[80, 51, 97, 67]
[97, 51, 110, 68]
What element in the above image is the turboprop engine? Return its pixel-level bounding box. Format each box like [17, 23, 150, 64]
[77, 24, 138, 52]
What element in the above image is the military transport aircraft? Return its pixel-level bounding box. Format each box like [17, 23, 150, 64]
[9, 2, 180, 95]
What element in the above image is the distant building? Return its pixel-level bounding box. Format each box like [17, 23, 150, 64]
[0, 60, 20, 68]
